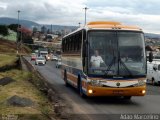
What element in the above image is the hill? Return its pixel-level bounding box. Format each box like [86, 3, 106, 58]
[2, 17, 160, 38]
[0, 17, 77, 31]
[145, 33, 160, 39]
[0, 17, 39, 28]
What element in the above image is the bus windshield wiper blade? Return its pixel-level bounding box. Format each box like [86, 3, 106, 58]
[119, 57, 133, 77]
[105, 56, 116, 76]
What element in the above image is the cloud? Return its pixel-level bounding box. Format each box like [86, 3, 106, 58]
[87, 6, 160, 33]
[0, 1, 7, 9]
[0, 0, 160, 33]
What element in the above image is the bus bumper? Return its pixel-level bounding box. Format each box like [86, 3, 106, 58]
[85, 85, 146, 96]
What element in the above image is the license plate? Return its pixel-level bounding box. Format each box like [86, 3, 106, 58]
[113, 90, 124, 94]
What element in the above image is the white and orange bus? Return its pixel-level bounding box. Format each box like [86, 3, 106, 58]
[61, 21, 147, 99]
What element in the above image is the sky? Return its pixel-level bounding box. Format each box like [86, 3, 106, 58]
[0, 0, 160, 33]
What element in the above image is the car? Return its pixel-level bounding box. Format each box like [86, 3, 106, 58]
[56, 60, 62, 68]
[57, 57, 61, 61]
[35, 57, 46, 65]
[31, 53, 37, 61]
[52, 55, 58, 61]
[45, 54, 52, 61]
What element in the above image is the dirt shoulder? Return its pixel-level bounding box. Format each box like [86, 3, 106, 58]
[0, 70, 55, 120]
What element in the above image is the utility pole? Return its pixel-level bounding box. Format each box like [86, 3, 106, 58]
[83, 7, 89, 25]
[17, 10, 20, 54]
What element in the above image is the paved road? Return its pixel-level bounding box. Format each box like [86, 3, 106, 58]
[25, 57, 160, 120]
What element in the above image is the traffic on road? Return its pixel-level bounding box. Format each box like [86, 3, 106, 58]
[25, 55, 160, 120]
[27, 21, 160, 120]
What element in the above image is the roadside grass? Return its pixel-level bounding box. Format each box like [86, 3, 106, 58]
[0, 69, 54, 119]
[0, 45, 16, 54]
[0, 39, 32, 55]
[0, 54, 18, 67]
[0, 54, 54, 119]
[0, 40, 54, 119]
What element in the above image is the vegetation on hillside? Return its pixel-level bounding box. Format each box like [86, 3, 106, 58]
[0, 25, 9, 36]
[0, 29, 17, 41]
[0, 24, 33, 44]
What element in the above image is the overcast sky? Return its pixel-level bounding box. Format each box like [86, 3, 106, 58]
[0, 0, 160, 33]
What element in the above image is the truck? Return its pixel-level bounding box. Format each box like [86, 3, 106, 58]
[38, 48, 49, 60]
[147, 61, 160, 85]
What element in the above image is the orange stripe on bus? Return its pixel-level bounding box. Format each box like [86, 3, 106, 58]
[67, 73, 78, 83]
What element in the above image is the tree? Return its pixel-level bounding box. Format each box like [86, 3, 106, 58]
[0, 25, 9, 36]
[8, 24, 20, 32]
[32, 26, 38, 33]
[18, 27, 33, 44]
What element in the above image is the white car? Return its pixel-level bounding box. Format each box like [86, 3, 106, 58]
[56, 60, 62, 68]
[45, 54, 52, 61]
[35, 57, 46, 65]
[52, 55, 58, 61]
[147, 61, 160, 85]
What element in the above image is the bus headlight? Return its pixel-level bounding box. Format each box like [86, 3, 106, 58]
[90, 80, 102, 86]
[133, 80, 146, 87]
[87, 78, 106, 87]
[88, 89, 93, 94]
[138, 80, 146, 86]
[142, 90, 146, 94]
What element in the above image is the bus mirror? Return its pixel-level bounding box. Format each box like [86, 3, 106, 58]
[149, 52, 153, 63]
[153, 66, 157, 71]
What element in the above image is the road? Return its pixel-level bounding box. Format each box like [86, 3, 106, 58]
[25, 57, 160, 120]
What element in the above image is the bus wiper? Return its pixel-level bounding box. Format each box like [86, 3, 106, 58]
[118, 55, 133, 77]
[104, 56, 116, 76]
[105, 43, 116, 76]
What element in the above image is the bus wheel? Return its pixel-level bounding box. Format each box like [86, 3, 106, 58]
[123, 96, 132, 100]
[78, 77, 86, 98]
[64, 70, 69, 87]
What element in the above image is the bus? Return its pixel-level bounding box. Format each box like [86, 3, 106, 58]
[61, 21, 146, 99]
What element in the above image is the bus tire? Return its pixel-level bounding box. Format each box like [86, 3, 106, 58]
[64, 70, 69, 87]
[123, 96, 132, 100]
[78, 75, 86, 98]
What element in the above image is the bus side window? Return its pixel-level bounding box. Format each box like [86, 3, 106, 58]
[67, 38, 69, 52]
[73, 35, 76, 52]
[158, 65, 160, 71]
[78, 32, 82, 52]
[69, 38, 72, 51]
[72, 35, 75, 52]
[71, 36, 73, 52]
[74, 34, 77, 51]
[62, 39, 65, 53]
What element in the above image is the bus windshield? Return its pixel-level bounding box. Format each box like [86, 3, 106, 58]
[88, 31, 146, 77]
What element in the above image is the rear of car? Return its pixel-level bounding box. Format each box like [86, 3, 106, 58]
[35, 57, 46, 65]
[31, 53, 37, 61]
[52, 55, 58, 61]
[56, 60, 62, 68]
